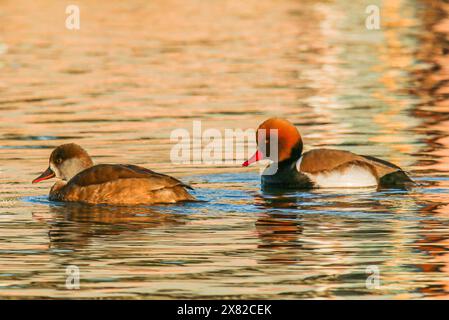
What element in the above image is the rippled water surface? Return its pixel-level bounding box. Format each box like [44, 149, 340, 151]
[1, 0, 449, 299]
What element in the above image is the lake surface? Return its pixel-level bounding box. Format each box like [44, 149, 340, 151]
[1, 0, 449, 299]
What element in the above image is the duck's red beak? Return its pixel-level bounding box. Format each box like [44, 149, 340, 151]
[32, 167, 55, 184]
[242, 150, 264, 167]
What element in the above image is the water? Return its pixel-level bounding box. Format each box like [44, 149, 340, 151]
[1, 0, 449, 299]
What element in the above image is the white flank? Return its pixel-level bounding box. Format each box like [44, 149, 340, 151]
[296, 156, 303, 172]
[296, 158, 378, 188]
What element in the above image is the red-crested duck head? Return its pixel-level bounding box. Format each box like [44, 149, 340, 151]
[242, 118, 303, 167]
[32, 143, 94, 183]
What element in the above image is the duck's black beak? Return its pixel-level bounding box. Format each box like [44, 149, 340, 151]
[32, 167, 55, 184]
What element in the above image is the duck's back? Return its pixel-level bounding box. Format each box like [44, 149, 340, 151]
[50, 164, 195, 205]
[300, 149, 413, 188]
[262, 149, 414, 189]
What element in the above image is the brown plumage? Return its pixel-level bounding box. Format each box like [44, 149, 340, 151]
[298, 149, 401, 178]
[243, 118, 415, 189]
[32, 143, 195, 205]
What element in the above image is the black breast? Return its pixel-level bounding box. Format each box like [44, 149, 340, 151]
[261, 161, 314, 190]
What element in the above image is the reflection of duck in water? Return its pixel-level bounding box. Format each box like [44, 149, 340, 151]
[243, 118, 415, 190]
[32, 144, 195, 205]
[252, 191, 387, 266]
[251, 193, 304, 264]
[34, 203, 188, 250]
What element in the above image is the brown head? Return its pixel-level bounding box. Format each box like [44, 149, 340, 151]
[242, 118, 303, 166]
[32, 143, 94, 183]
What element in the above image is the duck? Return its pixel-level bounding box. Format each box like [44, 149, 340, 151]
[242, 118, 415, 190]
[32, 143, 196, 205]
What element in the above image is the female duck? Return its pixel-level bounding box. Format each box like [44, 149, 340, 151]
[32, 143, 195, 205]
[242, 118, 414, 189]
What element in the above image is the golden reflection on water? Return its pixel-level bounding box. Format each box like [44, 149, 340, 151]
[0, 0, 449, 298]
